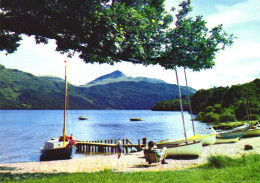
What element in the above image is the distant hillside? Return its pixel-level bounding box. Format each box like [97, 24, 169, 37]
[0, 65, 196, 110]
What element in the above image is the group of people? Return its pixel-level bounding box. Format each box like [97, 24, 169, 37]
[59, 134, 76, 148]
[116, 140, 168, 164]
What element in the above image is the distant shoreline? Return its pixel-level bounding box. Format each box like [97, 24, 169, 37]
[1, 136, 259, 174]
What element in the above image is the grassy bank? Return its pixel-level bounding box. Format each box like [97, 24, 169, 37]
[1, 154, 260, 183]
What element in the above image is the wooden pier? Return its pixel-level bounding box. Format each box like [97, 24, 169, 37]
[76, 138, 147, 154]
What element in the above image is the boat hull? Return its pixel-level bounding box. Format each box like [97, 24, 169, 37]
[78, 116, 88, 120]
[215, 136, 240, 144]
[157, 141, 202, 157]
[157, 133, 216, 146]
[130, 118, 142, 121]
[187, 133, 216, 146]
[40, 146, 76, 161]
[218, 127, 260, 138]
[241, 128, 260, 137]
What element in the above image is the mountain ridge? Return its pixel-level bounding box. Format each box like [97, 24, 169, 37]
[81, 70, 166, 87]
[0, 64, 196, 110]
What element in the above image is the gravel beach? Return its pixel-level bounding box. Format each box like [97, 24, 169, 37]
[0, 136, 259, 174]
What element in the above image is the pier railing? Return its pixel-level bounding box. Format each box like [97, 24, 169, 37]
[76, 137, 147, 154]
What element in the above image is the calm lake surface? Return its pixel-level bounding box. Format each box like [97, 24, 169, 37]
[0, 110, 211, 164]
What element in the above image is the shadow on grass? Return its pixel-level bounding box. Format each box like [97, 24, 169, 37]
[166, 155, 199, 160]
[132, 164, 158, 168]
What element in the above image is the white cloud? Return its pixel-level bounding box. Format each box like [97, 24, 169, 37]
[206, 0, 260, 27]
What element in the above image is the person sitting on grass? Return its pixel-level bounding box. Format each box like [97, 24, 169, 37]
[144, 141, 168, 164]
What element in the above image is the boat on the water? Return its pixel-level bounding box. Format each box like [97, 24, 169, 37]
[78, 116, 88, 120]
[130, 118, 142, 121]
[40, 137, 76, 161]
[40, 61, 76, 161]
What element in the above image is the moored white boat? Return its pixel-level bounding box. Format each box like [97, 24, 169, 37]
[40, 61, 76, 161]
[78, 116, 88, 120]
[40, 138, 76, 160]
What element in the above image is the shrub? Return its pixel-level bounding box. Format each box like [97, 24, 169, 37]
[204, 112, 219, 123]
[213, 104, 222, 114]
[205, 106, 214, 113]
[219, 113, 236, 122]
[207, 156, 234, 168]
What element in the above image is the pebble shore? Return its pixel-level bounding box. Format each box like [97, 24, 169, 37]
[0, 136, 259, 174]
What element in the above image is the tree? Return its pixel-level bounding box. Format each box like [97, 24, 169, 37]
[0, 0, 234, 71]
[0, 0, 172, 63]
[158, 0, 234, 71]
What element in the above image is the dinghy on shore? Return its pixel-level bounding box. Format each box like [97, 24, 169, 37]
[156, 67, 203, 157]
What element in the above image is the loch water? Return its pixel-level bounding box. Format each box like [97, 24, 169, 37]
[0, 110, 211, 164]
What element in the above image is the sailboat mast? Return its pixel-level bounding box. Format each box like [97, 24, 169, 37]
[63, 61, 68, 146]
[184, 68, 195, 136]
[245, 90, 252, 126]
[175, 66, 187, 142]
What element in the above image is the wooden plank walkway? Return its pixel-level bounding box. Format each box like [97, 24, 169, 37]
[76, 138, 147, 154]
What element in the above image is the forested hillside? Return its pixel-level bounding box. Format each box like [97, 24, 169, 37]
[191, 79, 259, 123]
[152, 79, 259, 123]
[0, 65, 196, 110]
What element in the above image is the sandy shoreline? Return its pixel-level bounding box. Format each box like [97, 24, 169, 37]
[1, 136, 259, 174]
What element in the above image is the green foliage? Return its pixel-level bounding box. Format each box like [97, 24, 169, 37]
[151, 96, 191, 111]
[159, 1, 234, 71]
[219, 112, 236, 123]
[0, 0, 234, 71]
[206, 155, 234, 168]
[0, 0, 172, 64]
[204, 112, 219, 123]
[205, 154, 260, 169]
[211, 121, 260, 130]
[191, 79, 259, 123]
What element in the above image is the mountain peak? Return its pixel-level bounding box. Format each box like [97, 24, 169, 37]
[107, 70, 125, 78]
[87, 70, 125, 85]
[81, 70, 166, 87]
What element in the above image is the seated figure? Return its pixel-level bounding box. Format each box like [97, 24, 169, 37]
[144, 141, 168, 164]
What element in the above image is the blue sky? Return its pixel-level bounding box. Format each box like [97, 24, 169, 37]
[0, 0, 259, 90]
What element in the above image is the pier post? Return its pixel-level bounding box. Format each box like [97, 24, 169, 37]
[142, 137, 147, 146]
